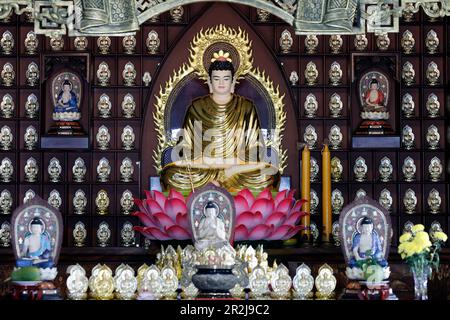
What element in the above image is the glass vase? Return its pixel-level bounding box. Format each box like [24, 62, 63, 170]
[412, 265, 430, 300]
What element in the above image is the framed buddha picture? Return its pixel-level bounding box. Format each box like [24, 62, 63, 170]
[40, 53, 90, 149]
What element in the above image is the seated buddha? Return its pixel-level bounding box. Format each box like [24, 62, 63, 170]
[161, 52, 280, 192]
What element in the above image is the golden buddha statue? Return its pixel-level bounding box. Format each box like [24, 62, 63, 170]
[161, 52, 279, 192]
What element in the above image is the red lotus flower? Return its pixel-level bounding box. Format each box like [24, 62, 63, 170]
[234, 189, 307, 241]
[132, 189, 192, 240]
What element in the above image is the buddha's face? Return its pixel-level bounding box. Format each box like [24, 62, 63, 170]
[361, 223, 372, 235]
[209, 70, 233, 95]
[31, 223, 42, 235]
[205, 207, 217, 218]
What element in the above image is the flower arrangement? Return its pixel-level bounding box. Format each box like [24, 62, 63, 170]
[398, 224, 447, 299]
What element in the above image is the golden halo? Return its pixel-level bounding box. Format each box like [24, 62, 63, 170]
[188, 24, 253, 82]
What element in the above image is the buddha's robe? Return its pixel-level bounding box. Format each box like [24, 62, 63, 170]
[162, 94, 279, 192]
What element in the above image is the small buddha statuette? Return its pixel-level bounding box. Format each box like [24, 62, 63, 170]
[48, 157, 62, 182]
[401, 30, 415, 54]
[122, 35, 136, 54]
[328, 125, 343, 150]
[72, 157, 87, 183]
[0, 30, 14, 55]
[353, 157, 368, 182]
[97, 62, 111, 86]
[96, 125, 111, 150]
[0, 125, 13, 150]
[1, 62, 15, 86]
[402, 157, 416, 182]
[121, 126, 135, 150]
[328, 93, 343, 118]
[24, 31, 38, 55]
[24, 157, 39, 183]
[97, 94, 112, 118]
[48, 189, 62, 210]
[25, 62, 39, 86]
[73, 222, 87, 248]
[402, 62, 415, 86]
[25, 93, 39, 118]
[379, 189, 393, 212]
[121, 94, 136, 118]
[354, 34, 368, 51]
[96, 189, 110, 215]
[279, 29, 293, 53]
[0, 157, 13, 182]
[426, 93, 440, 118]
[376, 33, 390, 51]
[146, 31, 160, 54]
[0, 93, 14, 118]
[0, 190, 12, 215]
[96, 158, 111, 182]
[304, 35, 318, 54]
[23, 189, 36, 204]
[401, 93, 415, 118]
[73, 189, 88, 215]
[328, 62, 342, 86]
[49, 34, 64, 51]
[304, 62, 318, 86]
[74, 37, 88, 51]
[303, 125, 318, 149]
[122, 62, 136, 86]
[303, 93, 318, 118]
[329, 35, 342, 53]
[120, 157, 134, 182]
[425, 29, 439, 54]
[120, 190, 134, 215]
[97, 36, 111, 54]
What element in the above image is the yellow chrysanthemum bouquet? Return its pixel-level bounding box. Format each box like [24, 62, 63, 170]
[398, 224, 447, 299]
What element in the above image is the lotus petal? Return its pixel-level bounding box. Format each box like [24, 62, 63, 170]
[236, 211, 264, 229]
[290, 199, 306, 214]
[274, 190, 288, 207]
[168, 189, 185, 202]
[275, 198, 294, 214]
[132, 211, 159, 228]
[234, 225, 249, 241]
[164, 198, 187, 221]
[251, 198, 275, 220]
[134, 227, 170, 241]
[176, 213, 190, 231]
[234, 195, 250, 215]
[165, 225, 191, 240]
[153, 190, 167, 212]
[285, 211, 305, 226]
[153, 212, 175, 229]
[248, 224, 273, 240]
[144, 190, 153, 201]
[143, 227, 172, 241]
[287, 189, 296, 199]
[133, 226, 156, 240]
[267, 225, 291, 240]
[281, 225, 304, 240]
[145, 198, 164, 214]
[256, 188, 273, 200]
[265, 211, 287, 228]
[236, 189, 255, 207]
[134, 198, 146, 213]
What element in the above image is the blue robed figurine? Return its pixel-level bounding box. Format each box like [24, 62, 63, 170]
[54, 79, 79, 116]
[349, 217, 387, 268]
[16, 218, 54, 268]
